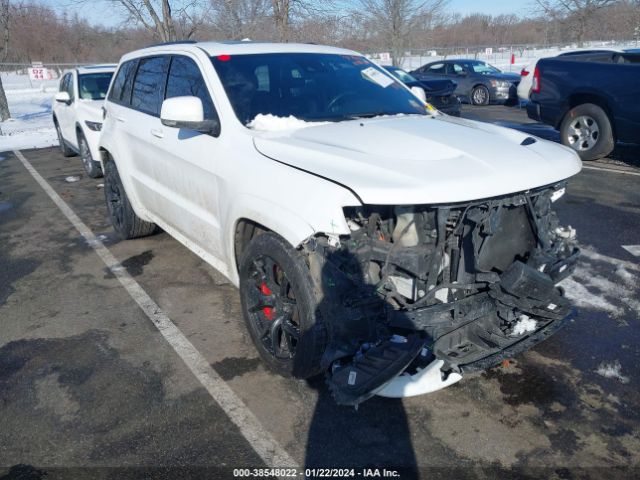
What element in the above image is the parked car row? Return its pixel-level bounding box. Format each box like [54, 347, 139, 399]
[52, 42, 581, 405]
[410, 59, 520, 106]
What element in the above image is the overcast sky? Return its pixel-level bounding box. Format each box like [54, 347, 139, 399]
[38, 0, 532, 28]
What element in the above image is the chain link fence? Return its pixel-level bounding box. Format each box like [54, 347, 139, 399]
[0, 62, 116, 90]
[366, 39, 640, 71]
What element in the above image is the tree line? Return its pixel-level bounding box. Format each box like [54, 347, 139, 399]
[0, 0, 637, 66]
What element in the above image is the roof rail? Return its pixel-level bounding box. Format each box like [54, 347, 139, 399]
[145, 40, 198, 48]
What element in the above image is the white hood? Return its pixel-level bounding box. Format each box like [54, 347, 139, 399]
[253, 115, 582, 205]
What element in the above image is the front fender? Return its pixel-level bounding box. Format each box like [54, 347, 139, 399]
[223, 188, 359, 285]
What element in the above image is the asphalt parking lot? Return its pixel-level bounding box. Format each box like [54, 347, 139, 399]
[1, 106, 639, 479]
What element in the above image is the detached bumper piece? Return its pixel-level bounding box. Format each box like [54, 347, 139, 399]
[327, 335, 424, 406]
[310, 182, 578, 405]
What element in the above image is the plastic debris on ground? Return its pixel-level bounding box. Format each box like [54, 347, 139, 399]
[65, 176, 80, 183]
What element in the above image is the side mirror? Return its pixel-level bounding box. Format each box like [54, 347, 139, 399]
[55, 91, 71, 104]
[160, 96, 220, 136]
[410, 86, 427, 103]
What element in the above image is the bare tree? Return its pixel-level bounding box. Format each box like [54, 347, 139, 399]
[357, 0, 449, 66]
[534, 0, 618, 46]
[271, 0, 333, 42]
[75, 0, 204, 42]
[209, 0, 271, 39]
[0, 0, 10, 122]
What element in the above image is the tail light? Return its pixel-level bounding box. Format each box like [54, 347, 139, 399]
[531, 66, 541, 93]
[520, 68, 529, 76]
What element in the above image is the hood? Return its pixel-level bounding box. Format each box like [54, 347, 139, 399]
[490, 72, 521, 83]
[77, 100, 105, 122]
[252, 115, 581, 205]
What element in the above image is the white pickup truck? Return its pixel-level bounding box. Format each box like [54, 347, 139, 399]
[99, 41, 581, 405]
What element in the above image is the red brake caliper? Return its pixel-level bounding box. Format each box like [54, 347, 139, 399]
[260, 282, 274, 320]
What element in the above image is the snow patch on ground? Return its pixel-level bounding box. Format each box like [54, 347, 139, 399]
[248, 114, 327, 132]
[596, 360, 629, 384]
[560, 264, 638, 318]
[615, 266, 635, 285]
[560, 277, 624, 317]
[0, 72, 59, 152]
[511, 315, 537, 336]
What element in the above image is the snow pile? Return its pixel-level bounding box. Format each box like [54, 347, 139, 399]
[248, 114, 326, 132]
[0, 72, 59, 152]
[510, 315, 537, 336]
[596, 360, 629, 384]
[615, 266, 635, 285]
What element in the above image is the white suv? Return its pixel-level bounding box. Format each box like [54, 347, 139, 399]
[52, 65, 116, 177]
[99, 42, 582, 405]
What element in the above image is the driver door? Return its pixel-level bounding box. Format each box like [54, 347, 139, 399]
[446, 63, 471, 96]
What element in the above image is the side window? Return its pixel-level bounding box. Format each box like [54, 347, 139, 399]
[131, 56, 169, 116]
[109, 60, 137, 105]
[59, 73, 69, 92]
[165, 56, 217, 120]
[446, 63, 463, 75]
[66, 73, 75, 101]
[427, 63, 445, 74]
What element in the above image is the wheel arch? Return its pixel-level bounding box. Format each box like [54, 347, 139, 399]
[562, 93, 615, 135]
[229, 208, 316, 284]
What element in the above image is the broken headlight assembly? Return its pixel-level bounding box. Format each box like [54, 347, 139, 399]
[304, 182, 578, 405]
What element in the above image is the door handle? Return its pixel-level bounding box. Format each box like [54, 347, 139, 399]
[116, 116, 125, 123]
[150, 129, 164, 138]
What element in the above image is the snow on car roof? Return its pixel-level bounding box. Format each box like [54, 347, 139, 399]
[122, 41, 359, 61]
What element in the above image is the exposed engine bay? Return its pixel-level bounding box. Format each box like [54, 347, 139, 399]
[304, 182, 579, 405]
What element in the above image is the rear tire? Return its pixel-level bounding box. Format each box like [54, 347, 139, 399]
[55, 121, 76, 157]
[560, 103, 614, 161]
[103, 160, 156, 239]
[78, 130, 103, 178]
[471, 85, 490, 106]
[239, 232, 326, 379]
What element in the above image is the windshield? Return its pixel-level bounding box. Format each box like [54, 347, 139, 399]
[78, 72, 114, 100]
[387, 67, 418, 84]
[211, 53, 427, 125]
[468, 62, 501, 75]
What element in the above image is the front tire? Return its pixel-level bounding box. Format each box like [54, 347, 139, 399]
[471, 85, 490, 106]
[55, 121, 76, 157]
[103, 160, 156, 239]
[560, 103, 614, 161]
[78, 130, 103, 178]
[239, 232, 326, 379]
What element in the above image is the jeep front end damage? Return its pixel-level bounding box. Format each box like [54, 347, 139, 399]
[304, 182, 578, 405]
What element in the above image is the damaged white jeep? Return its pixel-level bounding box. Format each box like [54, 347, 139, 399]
[99, 42, 581, 405]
